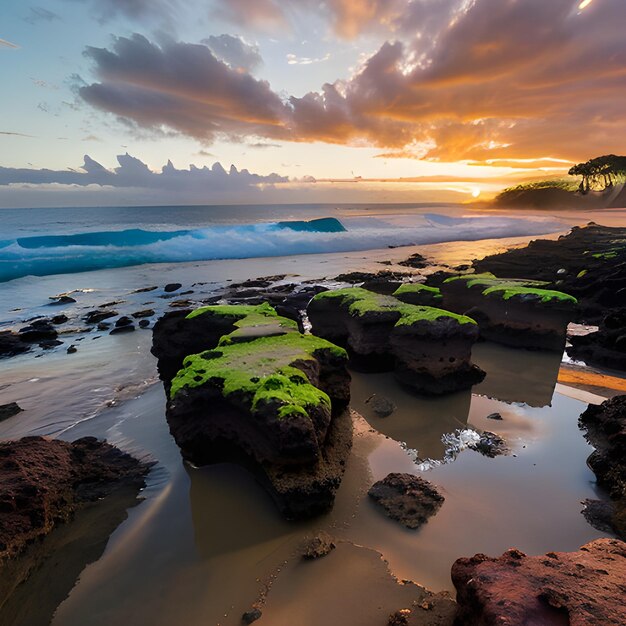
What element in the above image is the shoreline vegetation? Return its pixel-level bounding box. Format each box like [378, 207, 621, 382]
[0, 221, 625, 624]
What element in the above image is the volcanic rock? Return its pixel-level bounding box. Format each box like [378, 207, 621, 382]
[440, 273, 577, 351]
[368, 473, 444, 529]
[308, 287, 484, 395]
[18, 319, 58, 343]
[0, 436, 148, 611]
[131, 309, 155, 319]
[152, 303, 353, 519]
[452, 538, 626, 625]
[84, 310, 117, 325]
[0, 403, 23, 422]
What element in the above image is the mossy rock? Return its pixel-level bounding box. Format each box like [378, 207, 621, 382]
[443, 274, 577, 305]
[312, 287, 476, 328]
[393, 283, 442, 306]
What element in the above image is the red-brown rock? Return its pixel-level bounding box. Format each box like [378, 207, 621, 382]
[452, 538, 626, 625]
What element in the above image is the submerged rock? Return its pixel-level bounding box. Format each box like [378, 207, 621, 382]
[0, 437, 148, 611]
[0, 403, 23, 422]
[152, 303, 353, 520]
[308, 287, 484, 395]
[452, 539, 626, 625]
[368, 473, 444, 529]
[468, 431, 508, 458]
[301, 531, 336, 560]
[365, 394, 396, 418]
[241, 607, 262, 624]
[579, 395, 626, 539]
[84, 310, 117, 325]
[440, 273, 577, 351]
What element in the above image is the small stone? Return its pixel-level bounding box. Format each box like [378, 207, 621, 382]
[97, 322, 111, 331]
[66, 345, 77, 354]
[241, 608, 262, 624]
[138, 319, 150, 328]
[110, 325, 135, 335]
[164, 283, 182, 293]
[301, 531, 336, 560]
[388, 609, 411, 625]
[0, 402, 23, 422]
[131, 286, 158, 293]
[115, 316, 133, 328]
[486, 412, 503, 421]
[48, 295, 76, 305]
[365, 394, 396, 418]
[368, 473, 444, 529]
[131, 309, 155, 319]
[84, 310, 117, 325]
[50, 315, 69, 325]
[39, 339, 63, 350]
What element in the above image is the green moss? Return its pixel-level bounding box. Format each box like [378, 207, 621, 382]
[186, 301, 277, 320]
[577, 269, 588, 279]
[170, 333, 347, 424]
[312, 287, 476, 326]
[444, 274, 576, 304]
[393, 283, 442, 299]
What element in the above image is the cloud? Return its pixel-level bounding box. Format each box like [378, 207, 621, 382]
[80, 0, 626, 163]
[0, 153, 288, 191]
[0, 38, 19, 49]
[202, 34, 262, 72]
[286, 53, 331, 65]
[81, 34, 290, 142]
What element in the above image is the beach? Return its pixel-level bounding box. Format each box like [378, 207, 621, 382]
[1, 203, 625, 625]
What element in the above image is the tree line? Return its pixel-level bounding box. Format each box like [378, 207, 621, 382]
[569, 154, 626, 194]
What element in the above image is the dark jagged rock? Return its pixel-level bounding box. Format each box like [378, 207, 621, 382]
[0, 332, 30, 358]
[39, 339, 63, 350]
[241, 608, 262, 624]
[333, 270, 414, 284]
[0, 437, 149, 611]
[84, 310, 117, 325]
[301, 531, 336, 559]
[163, 283, 182, 293]
[50, 314, 69, 325]
[485, 412, 503, 421]
[131, 285, 158, 293]
[114, 316, 133, 328]
[18, 319, 58, 343]
[368, 473, 444, 529]
[109, 324, 135, 335]
[97, 322, 111, 331]
[66, 345, 77, 354]
[473, 224, 626, 322]
[398, 253, 430, 269]
[440, 274, 576, 351]
[131, 309, 155, 319]
[579, 395, 626, 539]
[568, 306, 626, 370]
[452, 539, 626, 626]
[308, 288, 484, 395]
[0, 403, 22, 422]
[138, 319, 150, 328]
[152, 303, 353, 520]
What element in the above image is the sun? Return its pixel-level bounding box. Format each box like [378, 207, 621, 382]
[471, 188, 481, 198]
[579, 0, 594, 9]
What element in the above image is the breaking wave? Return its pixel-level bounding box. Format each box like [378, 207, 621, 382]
[0, 213, 563, 283]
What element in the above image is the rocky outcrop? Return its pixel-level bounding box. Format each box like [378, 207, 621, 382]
[393, 283, 443, 307]
[0, 403, 23, 422]
[0, 436, 148, 612]
[440, 273, 576, 351]
[307, 288, 484, 395]
[452, 539, 626, 625]
[473, 224, 626, 323]
[368, 473, 444, 529]
[152, 303, 353, 519]
[579, 395, 626, 539]
[568, 307, 626, 370]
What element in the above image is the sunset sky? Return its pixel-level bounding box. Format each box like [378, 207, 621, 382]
[1, 0, 624, 207]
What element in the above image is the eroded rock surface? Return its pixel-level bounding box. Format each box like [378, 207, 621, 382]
[579, 395, 626, 539]
[368, 473, 444, 529]
[452, 539, 626, 626]
[152, 303, 353, 519]
[308, 288, 484, 395]
[0, 436, 148, 611]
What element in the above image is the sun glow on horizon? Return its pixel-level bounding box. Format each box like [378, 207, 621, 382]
[579, 0, 594, 10]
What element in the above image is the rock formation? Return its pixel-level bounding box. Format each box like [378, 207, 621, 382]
[152, 303, 353, 519]
[307, 288, 484, 394]
[440, 273, 576, 351]
[452, 539, 626, 625]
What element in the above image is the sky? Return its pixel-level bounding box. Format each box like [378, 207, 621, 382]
[0, 0, 624, 207]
